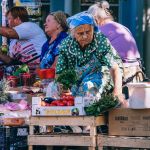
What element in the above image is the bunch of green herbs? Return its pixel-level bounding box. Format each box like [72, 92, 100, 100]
[84, 93, 119, 116]
[56, 70, 78, 90]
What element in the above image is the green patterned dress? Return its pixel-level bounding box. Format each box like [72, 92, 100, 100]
[56, 32, 123, 97]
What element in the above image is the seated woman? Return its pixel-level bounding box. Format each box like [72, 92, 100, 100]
[56, 12, 128, 107]
[88, 1, 144, 84]
[40, 11, 68, 69]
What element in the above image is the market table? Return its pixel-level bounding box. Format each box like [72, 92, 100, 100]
[28, 115, 106, 150]
[97, 135, 150, 149]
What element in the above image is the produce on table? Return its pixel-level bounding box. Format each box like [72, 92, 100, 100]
[84, 93, 119, 116]
[13, 64, 29, 76]
[56, 70, 78, 90]
[1, 44, 8, 54]
[41, 94, 75, 106]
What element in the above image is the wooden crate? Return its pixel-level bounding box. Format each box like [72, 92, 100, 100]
[28, 115, 106, 150]
[97, 135, 150, 150]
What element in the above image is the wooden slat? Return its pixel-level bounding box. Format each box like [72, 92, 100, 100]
[29, 125, 34, 135]
[28, 135, 96, 147]
[88, 147, 96, 150]
[97, 135, 150, 148]
[30, 116, 105, 126]
[28, 145, 33, 150]
[95, 115, 106, 126]
[90, 126, 97, 136]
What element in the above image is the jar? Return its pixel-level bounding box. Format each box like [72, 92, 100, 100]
[20, 73, 31, 86]
[7, 76, 18, 87]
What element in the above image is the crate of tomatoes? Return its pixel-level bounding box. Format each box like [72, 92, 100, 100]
[32, 95, 85, 116]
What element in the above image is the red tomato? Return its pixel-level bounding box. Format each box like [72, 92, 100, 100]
[49, 103, 57, 106]
[67, 95, 74, 101]
[62, 100, 68, 105]
[61, 95, 74, 101]
[51, 101, 58, 106]
[57, 102, 65, 106]
[67, 101, 74, 106]
[60, 95, 67, 100]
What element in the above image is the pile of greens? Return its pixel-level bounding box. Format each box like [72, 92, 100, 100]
[56, 70, 78, 90]
[84, 93, 119, 116]
[13, 64, 29, 76]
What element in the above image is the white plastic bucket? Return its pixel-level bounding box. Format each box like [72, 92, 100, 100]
[127, 82, 150, 108]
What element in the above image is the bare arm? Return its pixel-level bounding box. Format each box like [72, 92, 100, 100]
[0, 52, 12, 64]
[0, 26, 19, 39]
[0, 51, 23, 65]
[110, 62, 122, 95]
[110, 63, 128, 107]
[51, 56, 58, 68]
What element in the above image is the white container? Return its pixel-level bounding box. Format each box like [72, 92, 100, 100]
[127, 82, 150, 108]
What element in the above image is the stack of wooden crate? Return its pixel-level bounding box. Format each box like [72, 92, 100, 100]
[28, 115, 106, 150]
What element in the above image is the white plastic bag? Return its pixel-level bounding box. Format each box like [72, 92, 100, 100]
[46, 81, 60, 99]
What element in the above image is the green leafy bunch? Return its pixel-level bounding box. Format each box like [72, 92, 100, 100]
[84, 93, 119, 116]
[56, 70, 78, 90]
[13, 64, 29, 76]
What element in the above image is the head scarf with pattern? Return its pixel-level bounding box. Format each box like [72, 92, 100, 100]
[67, 11, 98, 31]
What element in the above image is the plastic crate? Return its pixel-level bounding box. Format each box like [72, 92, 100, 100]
[9, 126, 29, 150]
[0, 126, 10, 150]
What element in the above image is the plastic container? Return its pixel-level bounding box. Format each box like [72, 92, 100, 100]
[7, 76, 19, 87]
[45, 68, 55, 79]
[36, 69, 46, 79]
[9, 126, 29, 150]
[127, 82, 150, 108]
[20, 73, 31, 86]
[20, 72, 36, 86]
[37, 68, 55, 79]
[0, 126, 9, 150]
[0, 126, 29, 150]
[3, 118, 25, 126]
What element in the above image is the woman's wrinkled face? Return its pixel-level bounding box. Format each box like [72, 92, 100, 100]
[73, 24, 94, 48]
[44, 15, 60, 36]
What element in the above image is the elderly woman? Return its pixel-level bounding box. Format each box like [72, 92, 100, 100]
[56, 12, 127, 106]
[40, 11, 68, 69]
[88, 2, 144, 84]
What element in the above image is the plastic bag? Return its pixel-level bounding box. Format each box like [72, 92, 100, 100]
[46, 81, 60, 99]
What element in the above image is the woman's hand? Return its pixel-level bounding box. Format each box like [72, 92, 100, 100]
[113, 90, 129, 108]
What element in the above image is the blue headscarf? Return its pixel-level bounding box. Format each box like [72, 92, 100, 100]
[67, 11, 98, 31]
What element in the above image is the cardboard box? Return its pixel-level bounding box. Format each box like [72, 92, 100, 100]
[32, 105, 85, 116]
[32, 97, 85, 116]
[109, 108, 150, 136]
[75, 96, 97, 107]
[3, 118, 25, 126]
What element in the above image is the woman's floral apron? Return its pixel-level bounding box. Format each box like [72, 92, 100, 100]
[71, 53, 114, 98]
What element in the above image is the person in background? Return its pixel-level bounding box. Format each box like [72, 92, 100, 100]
[0, 6, 46, 72]
[56, 12, 128, 107]
[40, 11, 68, 69]
[88, 1, 144, 84]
